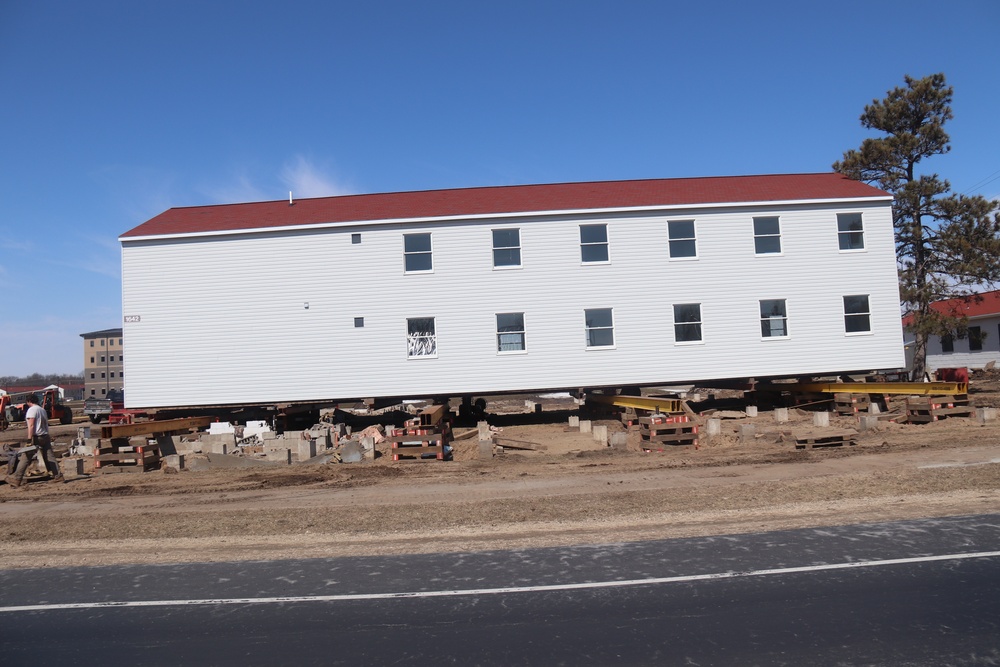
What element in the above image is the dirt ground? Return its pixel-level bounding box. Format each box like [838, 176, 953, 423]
[2, 375, 1000, 568]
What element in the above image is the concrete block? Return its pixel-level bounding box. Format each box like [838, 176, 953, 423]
[209, 441, 230, 455]
[579, 420, 592, 434]
[858, 415, 880, 432]
[477, 421, 491, 441]
[260, 430, 278, 441]
[592, 424, 609, 445]
[609, 432, 628, 449]
[525, 400, 541, 412]
[869, 402, 882, 415]
[297, 440, 318, 460]
[340, 441, 364, 463]
[265, 447, 292, 464]
[774, 407, 789, 423]
[478, 439, 494, 459]
[976, 407, 997, 424]
[568, 415, 580, 428]
[813, 412, 831, 428]
[739, 423, 756, 443]
[706, 419, 722, 436]
[63, 458, 85, 477]
[745, 406, 758, 417]
[163, 454, 185, 470]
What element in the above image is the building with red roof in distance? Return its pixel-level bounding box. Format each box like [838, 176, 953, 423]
[904, 290, 1000, 372]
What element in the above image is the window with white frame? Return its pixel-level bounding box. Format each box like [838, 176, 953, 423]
[668, 220, 697, 258]
[492, 229, 521, 268]
[753, 216, 781, 255]
[406, 317, 437, 357]
[673, 303, 703, 343]
[837, 213, 865, 250]
[585, 308, 615, 348]
[496, 313, 526, 352]
[580, 224, 609, 263]
[403, 233, 433, 272]
[843, 295, 872, 333]
[760, 299, 788, 338]
[969, 325, 984, 351]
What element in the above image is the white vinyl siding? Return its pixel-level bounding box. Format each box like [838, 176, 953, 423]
[120, 198, 903, 408]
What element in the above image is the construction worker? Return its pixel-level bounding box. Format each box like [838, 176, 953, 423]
[4, 393, 63, 487]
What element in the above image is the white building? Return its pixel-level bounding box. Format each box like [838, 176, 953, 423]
[905, 290, 1000, 372]
[119, 173, 905, 409]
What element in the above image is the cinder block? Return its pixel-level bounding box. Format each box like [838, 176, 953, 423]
[209, 441, 230, 455]
[297, 440, 317, 460]
[478, 439, 494, 459]
[592, 424, 609, 445]
[579, 420, 592, 433]
[858, 415, 880, 432]
[477, 421, 491, 441]
[774, 407, 789, 423]
[976, 407, 997, 423]
[706, 419, 722, 436]
[745, 406, 758, 417]
[739, 423, 756, 443]
[163, 454, 185, 470]
[813, 412, 831, 428]
[568, 415, 580, 428]
[609, 432, 628, 449]
[64, 458, 85, 476]
[265, 447, 291, 464]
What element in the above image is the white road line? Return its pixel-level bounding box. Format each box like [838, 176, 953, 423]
[3, 550, 999, 614]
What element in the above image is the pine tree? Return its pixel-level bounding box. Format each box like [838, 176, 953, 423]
[834, 73, 1000, 379]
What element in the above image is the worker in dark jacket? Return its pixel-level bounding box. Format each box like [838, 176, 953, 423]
[4, 394, 63, 487]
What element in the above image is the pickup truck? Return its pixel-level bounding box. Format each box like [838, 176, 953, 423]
[84, 389, 125, 423]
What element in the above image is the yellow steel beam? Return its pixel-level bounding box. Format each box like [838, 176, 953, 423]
[586, 393, 683, 413]
[100, 416, 214, 439]
[758, 382, 967, 396]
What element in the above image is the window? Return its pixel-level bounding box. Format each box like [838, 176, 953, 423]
[668, 220, 697, 258]
[760, 299, 788, 338]
[90, 356, 94, 364]
[110, 372, 115, 378]
[354, 317, 364, 328]
[673, 303, 703, 343]
[90, 373, 95, 379]
[90, 340, 94, 348]
[407, 317, 437, 357]
[101, 339, 105, 346]
[101, 388, 106, 395]
[101, 356, 105, 362]
[843, 295, 871, 333]
[110, 355, 115, 362]
[495, 313, 526, 352]
[352, 233, 361, 244]
[403, 233, 433, 272]
[101, 372, 106, 379]
[969, 326, 984, 351]
[119, 339, 123, 345]
[753, 217, 781, 255]
[585, 308, 615, 348]
[492, 229, 521, 268]
[120, 371, 124, 379]
[941, 334, 954, 353]
[838, 213, 865, 250]
[580, 224, 609, 263]
[90, 389, 95, 396]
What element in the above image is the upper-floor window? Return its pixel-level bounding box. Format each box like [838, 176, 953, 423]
[101, 356, 106, 363]
[843, 295, 871, 334]
[403, 233, 433, 272]
[580, 224, 609, 263]
[969, 325, 984, 351]
[753, 216, 781, 255]
[492, 229, 521, 268]
[100, 339, 105, 346]
[90, 356, 94, 364]
[407, 317, 437, 357]
[668, 220, 697, 258]
[673, 303, 703, 343]
[585, 308, 615, 348]
[90, 340, 94, 347]
[838, 213, 865, 250]
[496, 313, 526, 352]
[760, 299, 789, 338]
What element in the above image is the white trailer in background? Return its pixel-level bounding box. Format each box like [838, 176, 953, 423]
[119, 172, 904, 412]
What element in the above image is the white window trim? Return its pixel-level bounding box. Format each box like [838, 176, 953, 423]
[496, 312, 527, 355]
[584, 307, 616, 350]
[491, 228, 522, 270]
[672, 303, 705, 346]
[405, 316, 438, 359]
[580, 224, 611, 265]
[403, 233, 434, 274]
[752, 216, 783, 257]
[667, 219, 698, 261]
[837, 213, 866, 253]
[843, 295, 874, 337]
[759, 299, 790, 340]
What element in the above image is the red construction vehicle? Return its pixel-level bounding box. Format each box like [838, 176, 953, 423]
[0, 388, 73, 428]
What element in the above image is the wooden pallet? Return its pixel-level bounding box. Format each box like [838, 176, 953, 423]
[94, 437, 161, 473]
[793, 430, 857, 449]
[904, 395, 974, 423]
[640, 422, 698, 450]
[388, 422, 452, 461]
[834, 392, 870, 416]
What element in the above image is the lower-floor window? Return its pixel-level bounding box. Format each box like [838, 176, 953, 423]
[496, 313, 526, 352]
[843, 295, 871, 333]
[941, 334, 954, 353]
[969, 325, 984, 351]
[407, 317, 437, 357]
[760, 299, 788, 338]
[673, 303, 703, 343]
[585, 308, 615, 348]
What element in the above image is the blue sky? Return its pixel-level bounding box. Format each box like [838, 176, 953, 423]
[1, 0, 998, 377]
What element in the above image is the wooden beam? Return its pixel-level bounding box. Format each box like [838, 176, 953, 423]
[100, 417, 214, 439]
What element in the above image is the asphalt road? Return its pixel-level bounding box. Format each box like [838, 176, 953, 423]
[2, 514, 999, 666]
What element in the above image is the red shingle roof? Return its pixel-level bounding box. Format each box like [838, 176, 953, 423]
[121, 173, 890, 239]
[913, 290, 1000, 322]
